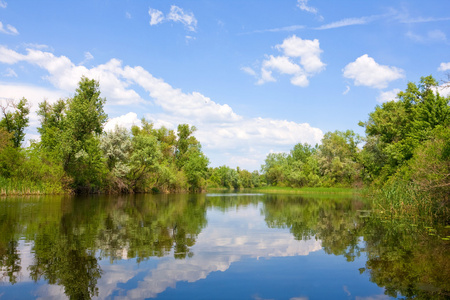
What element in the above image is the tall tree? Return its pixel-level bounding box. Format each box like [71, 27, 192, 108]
[360, 75, 450, 181]
[37, 77, 108, 191]
[0, 98, 30, 148]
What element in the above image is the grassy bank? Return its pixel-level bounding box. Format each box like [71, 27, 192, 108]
[252, 186, 361, 195]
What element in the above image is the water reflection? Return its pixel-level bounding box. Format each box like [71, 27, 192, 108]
[0, 193, 448, 299]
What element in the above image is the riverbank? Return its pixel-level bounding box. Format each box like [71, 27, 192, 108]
[251, 186, 362, 195]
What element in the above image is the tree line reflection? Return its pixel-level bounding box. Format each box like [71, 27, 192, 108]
[0, 194, 448, 299]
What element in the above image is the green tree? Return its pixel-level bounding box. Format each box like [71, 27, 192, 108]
[183, 148, 209, 191]
[317, 130, 361, 186]
[360, 76, 450, 182]
[175, 124, 199, 169]
[262, 153, 289, 186]
[128, 133, 162, 191]
[0, 98, 30, 148]
[37, 77, 108, 191]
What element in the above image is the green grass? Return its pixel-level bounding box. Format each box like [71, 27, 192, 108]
[0, 176, 67, 196]
[251, 186, 359, 195]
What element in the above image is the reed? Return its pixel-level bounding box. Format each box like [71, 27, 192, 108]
[376, 179, 448, 224]
[0, 176, 66, 196]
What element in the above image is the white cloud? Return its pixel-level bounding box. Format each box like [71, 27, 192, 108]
[3, 67, 17, 77]
[104, 112, 142, 132]
[263, 55, 302, 75]
[148, 8, 164, 26]
[0, 21, 18, 35]
[315, 16, 372, 30]
[241, 66, 257, 77]
[148, 5, 197, 32]
[0, 46, 144, 105]
[253, 35, 325, 87]
[244, 25, 305, 35]
[377, 89, 401, 103]
[22, 43, 53, 51]
[79, 51, 94, 65]
[399, 16, 450, 24]
[276, 35, 325, 73]
[297, 0, 318, 14]
[167, 5, 197, 32]
[438, 62, 450, 71]
[125, 12, 131, 19]
[407, 29, 447, 43]
[0, 0, 6, 9]
[343, 54, 404, 89]
[343, 85, 350, 95]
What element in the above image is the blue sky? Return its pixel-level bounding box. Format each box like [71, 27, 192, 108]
[1, 0, 449, 171]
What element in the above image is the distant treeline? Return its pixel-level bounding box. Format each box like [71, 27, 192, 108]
[0, 76, 449, 220]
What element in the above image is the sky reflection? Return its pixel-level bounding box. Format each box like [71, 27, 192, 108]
[101, 204, 322, 299]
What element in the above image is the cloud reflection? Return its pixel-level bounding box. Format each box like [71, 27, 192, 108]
[109, 204, 322, 299]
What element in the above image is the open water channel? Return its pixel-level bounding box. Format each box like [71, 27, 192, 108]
[0, 193, 448, 299]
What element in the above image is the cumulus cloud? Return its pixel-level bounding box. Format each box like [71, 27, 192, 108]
[377, 89, 401, 103]
[0, 21, 18, 35]
[247, 35, 325, 87]
[104, 112, 142, 132]
[276, 35, 326, 73]
[148, 5, 197, 32]
[0, 0, 6, 9]
[438, 62, 450, 71]
[343, 54, 404, 89]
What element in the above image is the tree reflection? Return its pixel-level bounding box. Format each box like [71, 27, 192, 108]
[362, 218, 450, 299]
[0, 194, 208, 299]
[262, 194, 450, 299]
[0, 193, 449, 299]
[263, 194, 367, 261]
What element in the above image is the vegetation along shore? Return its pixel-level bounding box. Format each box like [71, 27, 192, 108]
[1, 75, 448, 223]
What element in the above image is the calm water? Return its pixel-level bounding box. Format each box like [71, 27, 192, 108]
[0, 193, 448, 299]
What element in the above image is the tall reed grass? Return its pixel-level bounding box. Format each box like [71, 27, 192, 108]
[377, 179, 447, 224]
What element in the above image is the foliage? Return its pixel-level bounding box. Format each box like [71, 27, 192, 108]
[260, 131, 362, 188]
[0, 98, 30, 148]
[359, 76, 450, 222]
[360, 75, 450, 183]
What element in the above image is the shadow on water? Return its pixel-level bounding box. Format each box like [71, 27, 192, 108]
[0, 193, 448, 299]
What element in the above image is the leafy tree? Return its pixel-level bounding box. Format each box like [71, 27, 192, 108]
[128, 133, 162, 191]
[262, 153, 288, 186]
[100, 126, 131, 175]
[317, 130, 361, 186]
[360, 75, 450, 182]
[0, 98, 30, 148]
[175, 124, 199, 169]
[183, 148, 209, 191]
[37, 77, 108, 191]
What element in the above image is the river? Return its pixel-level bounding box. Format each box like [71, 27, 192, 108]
[0, 193, 448, 299]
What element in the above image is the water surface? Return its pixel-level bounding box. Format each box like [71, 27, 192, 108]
[0, 193, 448, 299]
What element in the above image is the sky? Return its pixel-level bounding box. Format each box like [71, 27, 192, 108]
[0, 0, 449, 171]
